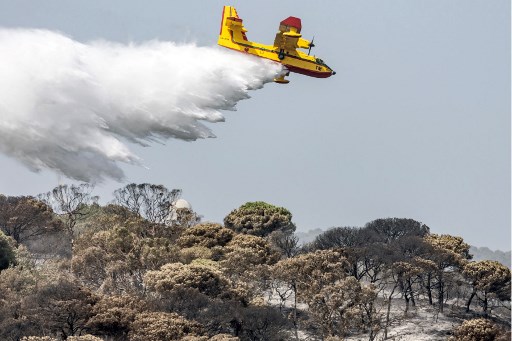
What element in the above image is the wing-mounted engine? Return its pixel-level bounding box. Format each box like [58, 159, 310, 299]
[274, 16, 302, 52]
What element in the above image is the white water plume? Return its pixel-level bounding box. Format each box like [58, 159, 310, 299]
[0, 28, 282, 182]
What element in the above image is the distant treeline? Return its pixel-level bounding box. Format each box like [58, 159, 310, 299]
[298, 230, 512, 268]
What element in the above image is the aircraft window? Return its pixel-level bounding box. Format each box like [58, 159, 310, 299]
[316, 58, 325, 65]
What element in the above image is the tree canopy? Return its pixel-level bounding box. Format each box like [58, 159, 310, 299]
[0, 195, 62, 244]
[224, 201, 295, 237]
[0, 186, 510, 340]
[0, 230, 16, 271]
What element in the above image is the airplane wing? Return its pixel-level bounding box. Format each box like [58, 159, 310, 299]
[273, 32, 299, 52]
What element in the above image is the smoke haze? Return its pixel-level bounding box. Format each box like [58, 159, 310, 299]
[0, 29, 282, 182]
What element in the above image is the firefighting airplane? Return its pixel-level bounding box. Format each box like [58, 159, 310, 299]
[218, 6, 336, 84]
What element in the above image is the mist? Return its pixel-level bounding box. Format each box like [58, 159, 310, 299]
[0, 28, 282, 182]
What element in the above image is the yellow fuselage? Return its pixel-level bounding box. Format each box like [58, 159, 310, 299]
[218, 6, 334, 79]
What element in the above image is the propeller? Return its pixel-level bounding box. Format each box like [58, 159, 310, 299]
[308, 36, 315, 55]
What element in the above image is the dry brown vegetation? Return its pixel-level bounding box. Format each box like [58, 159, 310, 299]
[0, 184, 510, 340]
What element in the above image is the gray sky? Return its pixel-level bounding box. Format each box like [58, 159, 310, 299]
[0, 0, 510, 250]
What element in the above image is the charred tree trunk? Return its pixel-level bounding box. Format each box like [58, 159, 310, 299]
[293, 283, 299, 341]
[426, 273, 433, 305]
[353, 262, 359, 280]
[437, 273, 444, 313]
[483, 291, 488, 316]
[366, 301, 377, 341]
[384, 283, 398, 340]
[407, 278, 416, 307]
[466, 289, 476, 313]
[398, 276, 410, 313]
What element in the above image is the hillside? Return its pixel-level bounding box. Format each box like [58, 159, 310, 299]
[470, 246, 511, 268]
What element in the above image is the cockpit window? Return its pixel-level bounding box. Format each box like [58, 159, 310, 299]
[315, 58, 333, 71]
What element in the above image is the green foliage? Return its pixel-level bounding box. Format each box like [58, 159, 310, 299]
[240, 201, 285, 210]
[0, 231, 16, 270]
[224, 201, 295, 237]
